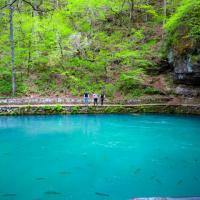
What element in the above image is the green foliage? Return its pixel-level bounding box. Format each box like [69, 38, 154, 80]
[43, 105, 52, 111]
[54, 104, 63, 112]
[0, 76, 12, 95]
[119, 69, 145, 91]
[0, 0, 182, 98]
[144, 87, 162, 95]
[42, 105, 64, 113]
[165, 0, 200, 48]
[71, 106, 80, 114]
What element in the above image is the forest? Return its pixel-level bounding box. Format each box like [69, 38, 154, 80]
[0, 0, 199, 99]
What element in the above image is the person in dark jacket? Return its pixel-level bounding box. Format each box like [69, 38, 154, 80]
[83, 92, 89, 106]
[100, 93, 105, 106]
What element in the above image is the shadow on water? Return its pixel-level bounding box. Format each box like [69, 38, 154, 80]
[35, 177, 46, 180]
[177, 180, 183, 185]
[155, 179, 162, 184]
[133, 168, 142, 175]
[95, 192, 110, 197]
[2, 194, 16, 197]
[150, 175, 156, 180]
[59, 171, 71, 175]
[44, 191, 62, 195]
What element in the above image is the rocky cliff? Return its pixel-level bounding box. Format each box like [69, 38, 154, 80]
[168, 47, 200, 97]
[172, 52, 200, 85]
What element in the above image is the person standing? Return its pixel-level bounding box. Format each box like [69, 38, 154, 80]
[83, 92, 89, 106]
[93, 93, 98, 106]
[100, 93, 105, 106]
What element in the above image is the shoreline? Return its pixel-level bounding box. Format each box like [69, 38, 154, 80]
[0, 104, 200, 116]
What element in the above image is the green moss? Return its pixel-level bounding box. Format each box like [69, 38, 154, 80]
[54, 104, 63, 112]
[43, 105, 52, 111]
[71, 106, 80, 114]
[191, 54, 200, 63]
[39, 105, 64, 114]
[144, 87, 162, 95]
[0, 105, 200, 116]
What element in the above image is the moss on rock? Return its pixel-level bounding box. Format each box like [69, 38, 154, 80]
[0, 104, 200, 116]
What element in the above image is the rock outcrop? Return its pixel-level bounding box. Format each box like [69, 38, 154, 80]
[168, 49, 200, 85]
[174, 55, 200, 85]
[175, 85, 200, 97]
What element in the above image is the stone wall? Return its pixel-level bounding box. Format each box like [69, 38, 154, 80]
[0, 97, 84, 105]
[0, 96, 172, 105]
[0, 104, 200, 116]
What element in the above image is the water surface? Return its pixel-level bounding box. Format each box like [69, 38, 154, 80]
[0, 114, 200, 200]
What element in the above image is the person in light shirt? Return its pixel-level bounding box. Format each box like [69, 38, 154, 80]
[93, 93, 98, 106]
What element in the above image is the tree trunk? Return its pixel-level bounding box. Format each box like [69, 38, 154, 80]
[27, 40, 32, 75]
[129, 0, 134, 23]
[145, 0, 150, 22]
[33, 0, 38, 16]
[9, 4, 16, 96]
[163, 0, 167, 25]
[56, 0, 59, 8]
[58, 38, 64, 59]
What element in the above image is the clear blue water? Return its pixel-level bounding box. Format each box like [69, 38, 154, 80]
[0, 114, 200, 200]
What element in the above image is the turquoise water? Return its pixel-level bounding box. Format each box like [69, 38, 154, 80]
[0, 114, 200, 200]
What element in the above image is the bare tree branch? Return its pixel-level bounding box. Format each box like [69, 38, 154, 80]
[22, 0, 55, 12]
[0, 0, 54, 13]
[0, 0, 18, 10]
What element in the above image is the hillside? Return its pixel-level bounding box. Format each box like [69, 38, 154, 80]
[0, 0, 199, 101]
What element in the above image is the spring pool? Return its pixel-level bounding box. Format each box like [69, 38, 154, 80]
[0, 114, 200, 200]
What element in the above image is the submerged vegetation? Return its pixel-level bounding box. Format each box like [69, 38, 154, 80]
[0, 0, 199, 98]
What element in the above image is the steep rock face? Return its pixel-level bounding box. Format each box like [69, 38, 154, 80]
[173, 55, 200, 85]
[168, 48, 200, 85]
